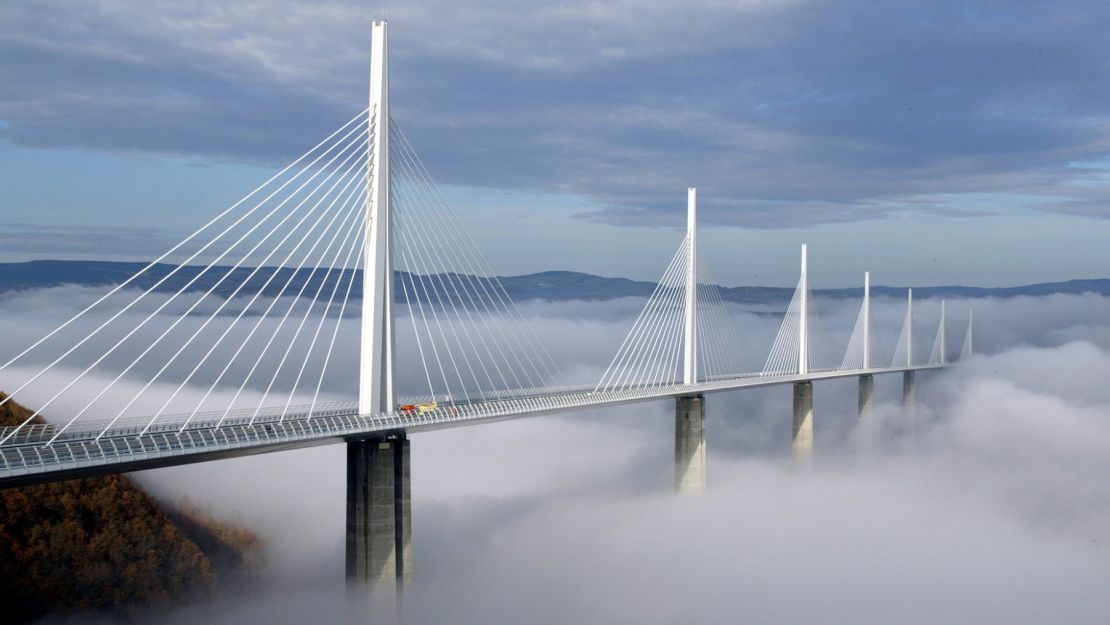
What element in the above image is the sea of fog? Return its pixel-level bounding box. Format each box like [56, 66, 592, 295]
[3, 286, 1109, 624]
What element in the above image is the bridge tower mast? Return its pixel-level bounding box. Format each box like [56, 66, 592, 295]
[858, 272, 874, 428]
[903, 288, 916, 412]
[360, 19, 394, 417]
[349, 20, 410, 602]
[863, 271, 871, 370]
[683, 188, 697, 384]
[940, 299, 947, 364]
[905, 288, 913, 367]
[966, 305, 974, 356]
[675, 187, 705, 493]
[798, 244, 809, 375]
[792, 244, 813, 464]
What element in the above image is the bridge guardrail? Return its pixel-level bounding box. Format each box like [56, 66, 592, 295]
[0, 365, 949, 482]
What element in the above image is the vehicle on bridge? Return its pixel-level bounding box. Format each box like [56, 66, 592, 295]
[397, 402, 438, 415]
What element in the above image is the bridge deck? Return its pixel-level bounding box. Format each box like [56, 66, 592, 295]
[0, 365, 946, 488]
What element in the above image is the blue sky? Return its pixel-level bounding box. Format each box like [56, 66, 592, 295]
[3, 0, 1110, 287]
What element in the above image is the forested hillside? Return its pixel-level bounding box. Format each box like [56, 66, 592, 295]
[0, 393, 262, 623]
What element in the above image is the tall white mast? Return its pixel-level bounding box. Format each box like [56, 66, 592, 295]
[862, 271, 871, 370]
[940, 299, 947, 364]
[905, 288, 913, 367]
[683, 188, 697, 384]
[359, 20, 394, 415]
[967, 306, 976, 359]
[798, 244, 808, 375]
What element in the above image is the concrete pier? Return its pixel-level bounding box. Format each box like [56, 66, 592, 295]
[857, 374, 875, 460]
[346, 435, 411, 596]
[792, 382, 814, 462]
[902, 370, 917, 444]
[858, 374, 874, 421]
[902, 371, 916, 410]
[675, 395, 706, 493]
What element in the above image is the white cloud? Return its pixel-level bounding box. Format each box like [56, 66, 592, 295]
[8, 0, 1110, 235]
[8, 285, 1110, 623]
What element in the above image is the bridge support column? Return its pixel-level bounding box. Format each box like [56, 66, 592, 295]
[857, 374, 875, 460]
[858, 374, 874, 420]
[792, 382, 814, 463]
[902, 371, 916, 410]
[675, 395, 706, 493]
[346, 435, 411, 597]
[902, 370, 917, 444]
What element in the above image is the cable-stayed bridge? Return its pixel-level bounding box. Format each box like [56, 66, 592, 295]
[0, 21, 969, 592]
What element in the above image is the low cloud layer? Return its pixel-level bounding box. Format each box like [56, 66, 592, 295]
[5, 285, 1110, 623]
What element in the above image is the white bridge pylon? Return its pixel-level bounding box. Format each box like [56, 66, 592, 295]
[840, 271, 872, 371]
[596, 204, 977, 392]
[594, 189, 747, 392]
[762, 244, 824, 376]
[361, 20, 563, 412]
[360, 20, 393, 417]
[0, 19, 564, 443]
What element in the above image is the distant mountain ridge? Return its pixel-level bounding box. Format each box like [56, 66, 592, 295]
[1, 260, 1109, 304]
